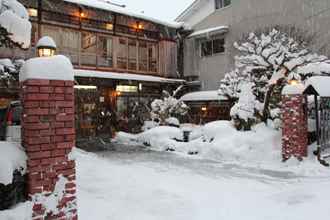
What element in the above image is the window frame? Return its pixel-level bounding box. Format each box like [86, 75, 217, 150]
[215, 0, 231, 10]
[200, 36, 226, 57]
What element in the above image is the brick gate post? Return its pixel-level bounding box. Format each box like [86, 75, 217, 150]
[282, 84, 308, 161]
[20, 55, 77, 219]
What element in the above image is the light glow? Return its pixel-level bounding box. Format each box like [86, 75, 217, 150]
[116, 85, 138, 93]
[74, 85, 97, 90]
[28, 8, 38, 17]
[201, 107, 207, 111]
[38, 48, 55, 57]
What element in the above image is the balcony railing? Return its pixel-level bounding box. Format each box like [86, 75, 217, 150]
[41, 10, 161, 39]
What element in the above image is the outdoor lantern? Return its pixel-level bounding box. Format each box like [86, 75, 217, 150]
[36, 36, 57, 57]
[288, 73, 301, 86]
[201, 106, 207, 112]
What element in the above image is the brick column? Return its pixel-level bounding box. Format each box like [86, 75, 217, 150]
[282, 93, 308, 161]
[20, 56, 77, 220]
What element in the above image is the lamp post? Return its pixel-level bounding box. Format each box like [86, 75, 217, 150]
[36, 36, 57, 57]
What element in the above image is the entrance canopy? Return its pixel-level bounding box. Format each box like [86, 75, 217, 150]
[180, 90, 227, 102]
[304, 76, 330, 97]
[188, 26, 229, 39]
[74, 69, 185, 84]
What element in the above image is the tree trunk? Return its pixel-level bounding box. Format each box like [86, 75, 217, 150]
[262, 84, 275, 123]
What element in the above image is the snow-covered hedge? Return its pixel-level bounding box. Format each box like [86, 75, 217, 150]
[0, 142, 27, 185]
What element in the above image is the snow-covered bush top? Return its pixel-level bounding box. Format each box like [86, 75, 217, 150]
[0, 0, 31, 48]
[0, 142, 27, 185]
[151, 86, 189, 124]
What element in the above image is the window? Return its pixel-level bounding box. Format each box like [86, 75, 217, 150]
[148, 43, 158, 72]
[139, 41, 148, 71]
[98, 36, 113, 67]
[81, 32, 97, 66]
[128, 39, 137, 70]
[117, 38, 128, 69]
[215, 0, 231, 9]
[213, 38, 225, 54]
[201, 37, 225, 57]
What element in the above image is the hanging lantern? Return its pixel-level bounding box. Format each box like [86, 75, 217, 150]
[36, 36, 57, 57]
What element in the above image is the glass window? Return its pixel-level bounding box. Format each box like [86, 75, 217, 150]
[201, 40, 212, 57]
[201, 37, 225, 57]
[213, 38, 225, 54]
[117, 38, 128, 69]
[81, 32, 97, 66]
[128, 39, 137, 71]
[148, 43, 158, 72]
[215, 0, 231, 9]
[98, 36, 113, 68]
[139, 41, 148, 71]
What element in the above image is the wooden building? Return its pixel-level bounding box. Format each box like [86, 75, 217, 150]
[2, 0, 184, 138]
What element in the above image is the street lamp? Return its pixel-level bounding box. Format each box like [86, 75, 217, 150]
[36, 36, 57, 57]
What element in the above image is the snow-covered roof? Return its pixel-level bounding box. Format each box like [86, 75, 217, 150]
[64, 0, 183, 28]
[188, 26, 229, 38]
[36, 36, 57, 49]
[74, 69, 185, 84]
[180, 90, 227, 101]
[304, 76, 330, 97]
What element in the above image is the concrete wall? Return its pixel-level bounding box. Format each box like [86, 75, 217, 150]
[184, 0, 330, 90]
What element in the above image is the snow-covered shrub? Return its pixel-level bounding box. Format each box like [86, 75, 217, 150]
[165, 117, 180, 127]
[221, 27, 330, 129]
[0, 59, 23, 87]
[218, 69, 246, 100]
[0, 0, 31, 49]
[230, 83, 258, 130]
[150, 86, 189, 125]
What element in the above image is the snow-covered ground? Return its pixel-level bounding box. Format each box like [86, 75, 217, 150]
[115, 121, 329, 176]
[2, 146, 330, 220]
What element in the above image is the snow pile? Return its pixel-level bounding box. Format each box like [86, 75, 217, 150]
[0, 142, 27, 185]
[31, 175, 76, 219]
[282, 84, 305, 95]
[20, 55, 74, 82]
[165, 117, 180, 127]
[115, 121, 325, 170]
[137, 126, 183, 151]
[0, 0, 31, 48]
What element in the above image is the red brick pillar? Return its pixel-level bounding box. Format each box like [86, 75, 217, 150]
[282, 87, 308, 161]
[20, 56, 77, 220]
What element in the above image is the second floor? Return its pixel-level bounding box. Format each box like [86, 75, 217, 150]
[1, 0, 180, 79]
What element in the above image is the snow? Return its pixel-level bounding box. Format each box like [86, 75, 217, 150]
[181, 90, 227, 101]
[36, 36, 57, 49]
[0, 141, 27, 185]
[230, 83, 257, 121]
[304, 76, 330, 97]
[75, 69, 185, 84]
[2, 145, 330, 220]
[282, 84, 305, 95]
[188, 25, 229, 38]
[0, 0, 31, 48]
[19, 55, 74, 82]
[31, 175, 76, 219]
[64, 0, 183, 28]
[165, 117, 180, 126]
